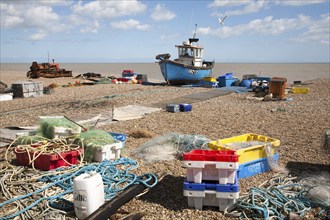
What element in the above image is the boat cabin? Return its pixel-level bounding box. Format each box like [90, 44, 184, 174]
[176, 38, 204, 67]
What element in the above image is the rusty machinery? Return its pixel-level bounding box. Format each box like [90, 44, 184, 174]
[27, 61, 73, 78]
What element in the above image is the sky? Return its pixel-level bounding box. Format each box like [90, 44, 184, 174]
[1, 0, 329, 63]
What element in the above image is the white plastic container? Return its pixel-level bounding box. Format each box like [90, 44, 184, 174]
[183, 160, 239, 184]
[0, 93, 13, 101]
[52, 126, 82, 139]
[93, 142, 122, 162]
[183, 189, 239, 211]
[73, 172, 105, 220]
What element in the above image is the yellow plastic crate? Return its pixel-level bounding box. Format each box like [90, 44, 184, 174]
[202, 77, 217, 82]
[291, 86, 309, 94]
[208, 133, 280, 164]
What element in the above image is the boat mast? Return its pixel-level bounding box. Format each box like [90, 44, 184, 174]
[189, 24, 199, 44]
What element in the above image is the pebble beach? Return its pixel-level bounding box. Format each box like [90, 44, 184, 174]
[0, 63, 329, 219]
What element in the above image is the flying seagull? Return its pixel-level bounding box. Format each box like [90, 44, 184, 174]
[218, 15, 227, 25]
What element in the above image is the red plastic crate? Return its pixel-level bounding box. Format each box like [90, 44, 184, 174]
[183, 149, 238, 162]
[14, 146, 83, 171]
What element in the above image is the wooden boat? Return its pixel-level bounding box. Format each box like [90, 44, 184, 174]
[156, 35, 214, 85]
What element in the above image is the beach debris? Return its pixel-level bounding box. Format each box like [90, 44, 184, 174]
[129, 129, 154, 138]
[27, 61, 72, 78]
[271, 107, 286, 112]
[112, 105, 161, 121]
[74, 72, 102, 79]
[0, 81, 8, 93]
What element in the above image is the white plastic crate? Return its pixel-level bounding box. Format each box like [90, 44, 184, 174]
[53, 126, 82, 139]
[0, 93, 13, 101]
[183, 190, 239, 211]
[93, 142, 122, 162]
[183, 160, 239, 184]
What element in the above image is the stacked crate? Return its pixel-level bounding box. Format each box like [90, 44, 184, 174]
[208, 133, 281, 179]
[182, 149, 239, 211]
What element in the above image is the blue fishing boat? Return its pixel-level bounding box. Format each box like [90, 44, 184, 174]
[156, 31, 214, 85]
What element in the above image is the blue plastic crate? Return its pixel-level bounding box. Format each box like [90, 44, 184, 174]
[183, 180, 239, 192]
[218, 73, 233, 79]
[237, 154, 279, 179]
[217, 78, 238, 87]
[179, 103, 192, 112]
[110, 132, 126, 142]
[109, 132, 127, 148]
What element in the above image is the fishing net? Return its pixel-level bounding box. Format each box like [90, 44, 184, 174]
[134, 133, 210, 162]
[39, 117, 81, 139]
[73, 129, 115, 162]
[298, 171, 330, 208]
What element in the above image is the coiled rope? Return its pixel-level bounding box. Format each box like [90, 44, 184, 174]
[226, 175, 329, 219]
[0, 158, 158, 220]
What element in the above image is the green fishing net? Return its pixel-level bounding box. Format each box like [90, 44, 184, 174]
[39, 117, 80, 139]
[73, 129, 115, 162]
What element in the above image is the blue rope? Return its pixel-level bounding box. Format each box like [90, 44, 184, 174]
[0, 158, 158, 219]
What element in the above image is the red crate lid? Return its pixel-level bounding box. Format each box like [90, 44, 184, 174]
[183, 149, 238, 162]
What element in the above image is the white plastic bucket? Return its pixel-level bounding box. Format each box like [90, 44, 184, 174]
[73, 172, 105, 219]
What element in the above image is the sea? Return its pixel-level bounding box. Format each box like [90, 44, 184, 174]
[1, 63, 329, 83]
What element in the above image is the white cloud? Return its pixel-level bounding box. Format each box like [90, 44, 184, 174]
[1, 2, 60, 29]
[198, 14, 329, 45]
[110, 19, 150, 31]
[1, 15, 23, 28]
[275, 0, 327, 6]
[292, 13, 330, 45]
[28, 30, 48, 41]
[71, 1, 147, 19]
[25, 6, 60, 27]
[208, 0, 252, 8]
[151, 3, 176, 21]
[223, 0, 269, 16]
[80, 20, 100, 33]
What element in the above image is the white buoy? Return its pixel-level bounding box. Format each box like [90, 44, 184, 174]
[73, 172, 105, 220]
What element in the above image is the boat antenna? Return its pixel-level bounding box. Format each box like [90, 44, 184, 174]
[193, 24, 197, 38]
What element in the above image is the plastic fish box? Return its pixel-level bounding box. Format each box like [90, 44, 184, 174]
[166, 104, 180, 113]
[0, 93, 13, 101]
[202, 77, 217, 82]
[12, 81, 43, 98]
[53, 126, 82, 139]
[14, 145, 83, 171]
[218, 73, 233, 79]
[291, 86, 309, 94]
[208, 133, 280, 164]
[93, 142, 122, 162]
[179, 103, 192, 112]
[217, 78, 237, 87]
[109, 132, 126, 149]
[183, 149, 238, 184]
[237, 154, 279, 178]
[183, 180, 239, 211]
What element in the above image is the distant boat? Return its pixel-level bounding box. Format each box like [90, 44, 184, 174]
[155, 37, 214, 85]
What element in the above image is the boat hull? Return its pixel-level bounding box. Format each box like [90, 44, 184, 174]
[159, 60, 214, 85]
